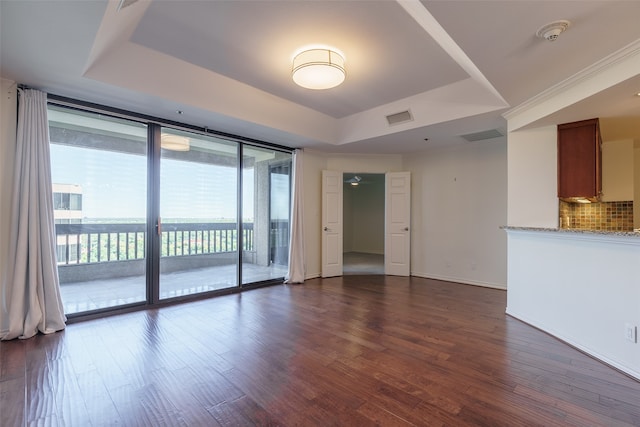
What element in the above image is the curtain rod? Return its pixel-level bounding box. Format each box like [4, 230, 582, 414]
[16, 83, 37, 92]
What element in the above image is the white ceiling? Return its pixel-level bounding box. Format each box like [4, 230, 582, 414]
[1, 0, 639, 153]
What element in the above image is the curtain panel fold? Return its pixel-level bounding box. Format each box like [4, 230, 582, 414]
[285, 149, 305, 284]
[1, 89, 66, 340]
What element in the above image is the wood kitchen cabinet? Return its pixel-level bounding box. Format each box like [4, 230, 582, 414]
[557, 118, 602, 202]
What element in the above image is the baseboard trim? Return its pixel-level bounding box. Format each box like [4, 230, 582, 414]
[506, 309, 640, 382]
[411, 272, 506, 290]
[302, 271, 507, 291]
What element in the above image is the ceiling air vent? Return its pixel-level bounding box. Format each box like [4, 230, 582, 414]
[117, 0, 138, 11]
[459, 129, 504, 142]
[386, 110, 413, 126]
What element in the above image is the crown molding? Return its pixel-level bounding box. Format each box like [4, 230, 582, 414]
[503, 38, 640, 126]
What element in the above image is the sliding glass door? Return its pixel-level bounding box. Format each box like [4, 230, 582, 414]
[48, 106, 148, 314]
[158, 129, 239, 299]
[48, 103, 292, 316]
[241, 147, 291, 284]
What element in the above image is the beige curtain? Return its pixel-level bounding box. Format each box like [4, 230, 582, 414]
[1, 89, 66, 340]
[285, 149, 305, 283]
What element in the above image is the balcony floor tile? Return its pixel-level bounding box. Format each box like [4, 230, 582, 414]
[60, 263, 287, 315]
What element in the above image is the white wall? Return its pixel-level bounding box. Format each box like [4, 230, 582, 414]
[635, 141, 640, 228]
[506, 229, 640, 380]
[344, 179, 384, 254]
[404, 138, 507, 289]
[601, 139, 634, 202]
[507, 125, 558, 227]
[343, 183, 354, 252]
[0, 78, 17, 333]
[326, 153, 402, 173]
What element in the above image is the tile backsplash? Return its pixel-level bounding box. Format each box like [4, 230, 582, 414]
[559, 200, 634, 231]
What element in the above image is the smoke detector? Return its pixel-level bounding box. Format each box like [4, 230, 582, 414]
[536, 20, 571, 42]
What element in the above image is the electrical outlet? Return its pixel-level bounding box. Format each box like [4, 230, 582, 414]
[624, 323, 637, 343]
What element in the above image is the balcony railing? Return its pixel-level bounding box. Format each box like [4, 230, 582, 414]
[55, 222, 255, 266]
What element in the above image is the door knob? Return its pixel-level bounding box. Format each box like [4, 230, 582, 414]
[324, 227, 329, 231]
[404, 227, 409, 231]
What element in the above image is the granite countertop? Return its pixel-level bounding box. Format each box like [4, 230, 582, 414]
[501, 226, 640, 238]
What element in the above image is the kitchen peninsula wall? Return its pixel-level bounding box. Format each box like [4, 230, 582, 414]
[559, 200, 634, 231]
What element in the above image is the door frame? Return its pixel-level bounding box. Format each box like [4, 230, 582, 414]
[321, 170, 344, 277]
[322, 170, 411, 277]
[384, 171, 411, 276]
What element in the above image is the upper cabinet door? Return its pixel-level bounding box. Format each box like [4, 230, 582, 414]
[557, 118, 602, 202]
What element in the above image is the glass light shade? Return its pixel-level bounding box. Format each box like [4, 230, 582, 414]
[292, 49, 345, 90]
[161, 134, 190, 151]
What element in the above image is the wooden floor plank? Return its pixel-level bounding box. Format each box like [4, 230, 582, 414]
[1, 276, 640, 426]
[0, 375, 26, 426]
[208, 395, 282, 427]
[24, 339, 57, 424]
[76, 368, 124, 426]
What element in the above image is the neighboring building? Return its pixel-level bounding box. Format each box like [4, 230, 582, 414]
[53, 183, 82, 224]
[53, 183, 82, 264]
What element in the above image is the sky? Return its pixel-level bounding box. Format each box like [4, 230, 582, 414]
[50, 144, 253, 221]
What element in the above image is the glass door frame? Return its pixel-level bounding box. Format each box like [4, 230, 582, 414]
[148, 123, 161, 305]
[49, 96, 292, 318]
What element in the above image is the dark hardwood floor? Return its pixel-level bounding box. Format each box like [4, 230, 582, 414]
[1, 275, 639, 426]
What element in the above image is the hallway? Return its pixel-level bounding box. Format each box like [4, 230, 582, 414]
[343, 252, 384, 275]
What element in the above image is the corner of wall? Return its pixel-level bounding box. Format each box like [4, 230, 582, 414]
[634, 141, 640, 228]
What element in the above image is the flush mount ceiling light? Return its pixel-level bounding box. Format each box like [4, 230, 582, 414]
[161, 134, 190, 151]
[344, 175, 362, 186]
[292, 48, 345, 90]
[536, 20, 571, 42]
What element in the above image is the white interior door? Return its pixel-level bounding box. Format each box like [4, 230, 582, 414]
[385, 172, 411, 276]
[322, 170, 343, 277]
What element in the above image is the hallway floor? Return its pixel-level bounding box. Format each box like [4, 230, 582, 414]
[343, 252, 384, 275]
